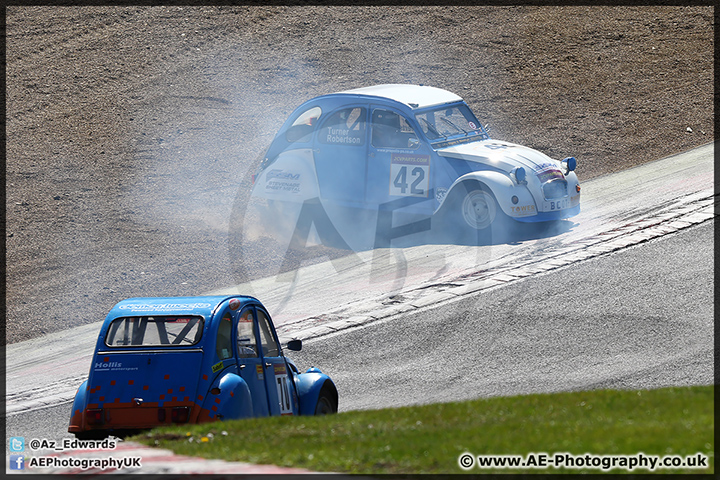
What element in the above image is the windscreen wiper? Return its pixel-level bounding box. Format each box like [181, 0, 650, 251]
[440, 117, 469, 135]
[419, 117, 446, 140]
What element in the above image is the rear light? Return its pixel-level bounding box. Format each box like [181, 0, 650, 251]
[171, 406, 190, 423]
[576, 184, 581, 192]
[86, 408, 104, 425]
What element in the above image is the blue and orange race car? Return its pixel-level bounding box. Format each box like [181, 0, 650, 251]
[68, 296, 337, 439]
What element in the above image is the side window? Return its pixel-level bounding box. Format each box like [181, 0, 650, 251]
[216, 314, 233, 360]
[285, 106, 322, 143]
[257, 310, 280, 357]
[318, 107, 366, 146]
[236, 309, 258, 358]
[371, 109, 418, 149]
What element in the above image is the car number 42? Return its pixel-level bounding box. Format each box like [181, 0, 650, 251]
[390, 164, 429, 197]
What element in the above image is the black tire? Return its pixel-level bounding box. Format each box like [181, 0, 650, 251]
[314, 385, 338, 415]
[74, 431, 109, 440]
[456, 184, 498, 231]
[437, 182, 501, 244]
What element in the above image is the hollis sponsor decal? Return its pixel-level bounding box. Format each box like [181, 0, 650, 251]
[94, 361, 139, 372]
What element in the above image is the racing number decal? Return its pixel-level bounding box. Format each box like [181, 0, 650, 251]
[389, 154, 430, 197]
[274, 364, 293, 415]
[393, 166, 425, 195]
[276, 376, 292, 414]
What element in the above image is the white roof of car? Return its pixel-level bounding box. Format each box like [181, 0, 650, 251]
[339, 84, 463, 109]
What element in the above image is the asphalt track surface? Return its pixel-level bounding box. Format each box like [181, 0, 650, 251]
[293, 218, 713, 411]
[5, 218, 713, 473]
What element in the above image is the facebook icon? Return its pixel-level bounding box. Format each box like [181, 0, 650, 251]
[9, 455, 25, 470]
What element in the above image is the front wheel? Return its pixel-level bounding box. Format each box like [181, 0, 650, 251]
[314, 386, 338, 415]
[436, 182, 502, 244]
[459, 188, 497, 231]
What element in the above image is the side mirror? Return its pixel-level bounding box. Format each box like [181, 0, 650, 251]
[408, 137, 420, 148]
[286, 339, 302, 351]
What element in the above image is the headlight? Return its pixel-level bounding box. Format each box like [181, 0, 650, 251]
[561, 156, 577, 173]
[512, 166, 527, 184]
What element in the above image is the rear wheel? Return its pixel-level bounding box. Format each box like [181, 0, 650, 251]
[75, 431, 109, 440]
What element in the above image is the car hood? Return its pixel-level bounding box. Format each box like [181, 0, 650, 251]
[437, 139, 561, 175]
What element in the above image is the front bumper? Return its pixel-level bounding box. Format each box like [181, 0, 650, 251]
[514, 204, 580, 223]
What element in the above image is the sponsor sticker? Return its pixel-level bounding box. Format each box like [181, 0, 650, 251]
[535, 164, 564, 183]
[510, 204, 537, 217]
[436, 187, 448, 204]
[93, 361, 139, 372]
[118, 303, 211, 312]
[265, 169, 301, 194]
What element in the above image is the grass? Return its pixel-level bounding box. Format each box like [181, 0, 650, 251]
[130, 385, 714, 474]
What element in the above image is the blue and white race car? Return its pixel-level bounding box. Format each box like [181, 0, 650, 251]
[251, 84, 580, 248]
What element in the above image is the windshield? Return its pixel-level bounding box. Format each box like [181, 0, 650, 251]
[415, 103, 488, 144]
[105, 316, 204, 347]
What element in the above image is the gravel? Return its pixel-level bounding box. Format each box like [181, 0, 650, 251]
[4, 5, 713, 344]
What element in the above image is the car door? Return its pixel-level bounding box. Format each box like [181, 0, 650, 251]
[235, 307, 271, 416]
[313, 105, 369, 206]
[256, 308, 298, 416]
[366, 106, 435, 215]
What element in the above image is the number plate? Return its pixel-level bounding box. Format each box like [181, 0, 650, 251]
[544, 198, 570, 211]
